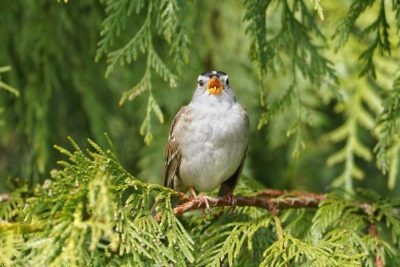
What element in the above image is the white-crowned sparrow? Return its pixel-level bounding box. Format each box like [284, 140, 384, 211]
[163, 71, 249, 201]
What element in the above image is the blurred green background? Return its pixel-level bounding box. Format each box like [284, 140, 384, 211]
[0, 0, 399, 196]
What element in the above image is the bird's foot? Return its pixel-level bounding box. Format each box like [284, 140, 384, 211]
[196, 195, 213, 210]
[194, 195, 214, 217]
[188, 187, 212, 214]
[221, 192, 237, 209]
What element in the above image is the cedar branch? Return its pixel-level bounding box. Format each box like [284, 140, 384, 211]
[172, 194, 322, 216]
[368, 224, 384, 267]
[155, 189, 375, 221]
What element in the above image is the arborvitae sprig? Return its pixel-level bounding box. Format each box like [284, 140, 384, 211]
[333, 0, 392, 79]
[257, 84, 296, 130]
[243, 0, 270, 75]
[325, 82, 382, 193]
[358, 0, 391, 78]
[246, 0, 336, 157]
[333, 0, 375, 49]
[1, 138, 400, 265]
[244, 0, 336, 83]
[0, 188, 24, 267]
[0, 230, 22, 267]
[245, 1, 400, 192]
[259, 82, 314, 157]
[0, 66, 19, 97]
[96, 0, 144, 62]
[0, 65, 19, 128]
[197, 214, 272, 267]
[375, 74, 400, 189]
[3, 1, 400, 266]
[97, 0, 189, 144]
[261, 229, 363, 266]
[12, 137, 194, 266]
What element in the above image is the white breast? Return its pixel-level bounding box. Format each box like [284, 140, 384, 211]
[175, 99, 248, 192]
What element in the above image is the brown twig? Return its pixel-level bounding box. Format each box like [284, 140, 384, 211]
[154, 190, 325, 221]
[172, 194, 323, 217]
[368, 224, 384, 267]
[154, 189, 375, 222]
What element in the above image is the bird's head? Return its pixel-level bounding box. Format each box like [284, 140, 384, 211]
[192, 71, 235, 104]
[196, 71, 229, 95]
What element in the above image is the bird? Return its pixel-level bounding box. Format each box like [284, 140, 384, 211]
[163, 70, 249, 205]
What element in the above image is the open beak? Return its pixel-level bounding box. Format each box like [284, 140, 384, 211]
[207, 76, 223, 95]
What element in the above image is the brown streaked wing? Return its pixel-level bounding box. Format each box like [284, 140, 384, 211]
[163, 106, 188, 188]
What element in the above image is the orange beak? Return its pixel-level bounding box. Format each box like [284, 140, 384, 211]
[207, 76, 223, 95]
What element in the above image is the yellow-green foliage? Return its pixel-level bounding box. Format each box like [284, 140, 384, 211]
[1, 0, 400, 266]
[0, 138, 399, 266]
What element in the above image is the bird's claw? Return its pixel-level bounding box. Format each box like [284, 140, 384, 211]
[195, 195, 212, 210]
[222, 192, 237, 209]
[192, 195, 213, 217]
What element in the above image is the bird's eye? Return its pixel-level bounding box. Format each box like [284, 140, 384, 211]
[198, 80, 204, 87]
[226, 79, 229, 86]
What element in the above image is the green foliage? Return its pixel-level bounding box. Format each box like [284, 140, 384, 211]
[252, 0, 400, 192]
[0, 1, 114, 182]
[2, 0, 400, 190]
[249, 0, 337, 158]
[96, 0, 189, 144]
[0, 66, 19, 97]
[333, 0, 392, 78]
[2, 138, 194, 266]
[243, 0, 270, 75]
[333, 0, 375, 50]
[198, 213, 272, 267]
[0, 230, 22, 267]
[1, 139, 400, 266]
[261, 230, 363, 266]
[0, 66, 19, 128]
[375, 74, 400, 189]
[2, 0, 400, 265]
[325, 82, 381, 193]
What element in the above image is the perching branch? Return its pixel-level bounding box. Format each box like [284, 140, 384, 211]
[173, 192, 321, 217]
[156, 189, 374, 220]
[368, 224, 384, 267]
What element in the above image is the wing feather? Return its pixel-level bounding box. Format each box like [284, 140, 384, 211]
[163, 106, 187, 188]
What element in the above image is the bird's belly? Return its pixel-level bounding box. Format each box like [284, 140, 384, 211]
[179, 141, 244, 192]
[178, 110, 247, 192]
